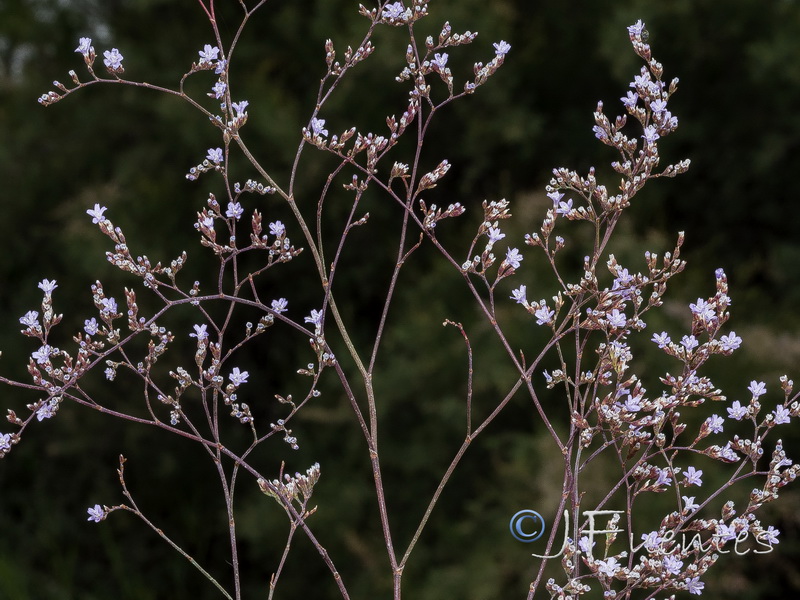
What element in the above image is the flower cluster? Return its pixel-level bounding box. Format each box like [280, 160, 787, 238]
[498, 21, 799, 599]
[258, 463, 321, 508]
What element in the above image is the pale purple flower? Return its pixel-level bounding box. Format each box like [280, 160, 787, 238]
[685, 576, 704, 595]
[310, 118, 328, 137]
[271, 298, 288, 313]
[103, 48, 124, 71]
[101, 297, 118, 314]
[655, 467, 672, 487]
[547, 190, 564, 204]
[207, 147, 223, 164]
[761, 525, 780, 545]
[597, 556, 620, 578]
[104, 367, 115, 381]
[683, 466, 703, 487]
[663, 554, 683, 575]
[650, 99, 667, 113]
[706, 414, 724, 434]
[719, 332, 742, 352]
[36, 399, 58, 421]
[605, 308, 626, 328]
[382, 1, 405, 19]
[632, 71, 651, 90]
[189, 324, 208, 340]
[652, 331, 671, 348]
[773, 405, 791, 425]
[578, 535, 595, 555]
[201, 215, 214, 230]
[612, 268, 633, 289]
[226, 201, 243, 220]
[627, 20, 645, 38]
[269, 221, 286, 236]
[682, 496, 699, 512]
[555, 198, 573, 215]
[198, 44, 219, 65]
[748, 380, 767, 398]
[84, 317, 99, 336]
[305, 309, 323, 327]
[19, 311, 39, 328]
[641, 531, 662, 551]
[211, 80, 227, 99]
[38, 279, 58, 295]
[680, 335, 698, 351]
[510, 285, 527, 305]
[232, 100, 249, 117]
[0, 433, 11, 451]
[229, 367, 249, 386]
[534, 306, 555, 326]
[657, 110, 678, 129]
[87, 203, 107, 223]
[493, 40, 511, 56]
[621, 91, 638, 109]
[689, 298, 715, 321]
[32, 345, 53, 365]
[431, 52, 449, 70]
[75, 37, 93, 56]
[87, 504, 105, 523]
[592, 125, 608, 141]
[715, 522, 736, 543]
[719, 442, 739, 462]
[622, 396, 642, 412]
[643, 125, 660, 144]
[487, 226, 505, 244]
[727, 400, 747, 420]
[505, 247, 523, 269]
[214, 59, 227, 75]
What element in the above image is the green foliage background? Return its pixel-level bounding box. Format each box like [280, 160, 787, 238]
[1, 1, 799, 598]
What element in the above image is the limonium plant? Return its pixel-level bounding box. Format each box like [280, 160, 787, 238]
[3, 1, 799, 599]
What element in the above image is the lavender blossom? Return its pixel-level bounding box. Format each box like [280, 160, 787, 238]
[87, 204, 108, 224]
[271, 298, 289, 313]
[229, 367, 249, 386]
[75, 37, 93, 56]
[87, 504, 105, 523]
[727, 401, 748, 420]
[430, 53, 449, 71]
[207, 147, 223, 164]
[310, 118, 328, 137]
[505, 247, 523, 269]
[226, 201, 243, 220]
[189, 324, 208, 340]
[381, 2, 405, 19]
[748, 380, 767, 398]
[19, 311, 39, 329]
[103, 48, 124, 71]
[773, 405, 791, 425]
[493, 41, 511, 56]
[198, 44, 219, 65]
[84, 318, 99, 335]
[683, 466, 703, 487]
[38, 279, 58, 295]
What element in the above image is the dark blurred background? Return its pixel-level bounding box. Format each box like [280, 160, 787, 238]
[1, 0, 799, 598]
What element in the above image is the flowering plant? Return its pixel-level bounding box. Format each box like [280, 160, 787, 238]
[3, 2, 798, 599]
